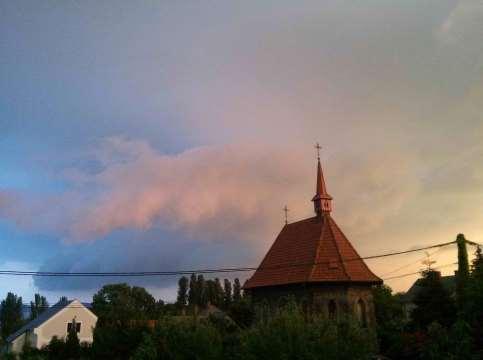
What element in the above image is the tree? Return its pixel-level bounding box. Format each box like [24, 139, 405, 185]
[372, 285, 405, 357]
[176, 276, 189, 309]
[421, 319, 473, 360]
[241, 301, 377, 360]
[228, 298, 255, 328]
[91, 322, 145, 359]
[0, 292, 23, 340]
[464, 246, 483, 350]
[224, 279, 232, 309]
[92, 283, 158, 325]
[233, 278, 242, 303]
[188, 273, 197, 307]
[46, 336, 66, 359]
[197, 275, 207, 307]
[205, 280, 217, 305]
[153, 317, 223, 359]
[30, 293, 49, 320]
[65, 318, 81, 359]
[471, 246, 483, 279]
[214, 278, 224, 307]
[131, 333, 158, 360]
[410, 270, 456, 329]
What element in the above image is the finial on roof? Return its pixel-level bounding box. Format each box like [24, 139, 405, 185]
[315, 142, 321, 160]
[283, 205, 289, 225]
[312, 143, 332, 217]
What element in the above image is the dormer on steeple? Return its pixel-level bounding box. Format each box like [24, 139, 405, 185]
[312, 143, 332, 216]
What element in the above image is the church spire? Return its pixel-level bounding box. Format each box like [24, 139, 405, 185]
[312, 143, 332, 216]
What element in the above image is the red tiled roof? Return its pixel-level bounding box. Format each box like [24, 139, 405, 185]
[244, 215, 382, 289]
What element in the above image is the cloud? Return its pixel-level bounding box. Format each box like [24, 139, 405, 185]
[62, 138, 313, 244]
[3, 137, 419, 247]
[437, 0, 483, 45]
[2, 136, 426, 292]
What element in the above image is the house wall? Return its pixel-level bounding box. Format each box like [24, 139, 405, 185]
[34, 300, 97, 349]
[9, 333, 27, 354]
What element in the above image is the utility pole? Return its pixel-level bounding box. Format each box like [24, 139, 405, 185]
[456, 233, 469, 312]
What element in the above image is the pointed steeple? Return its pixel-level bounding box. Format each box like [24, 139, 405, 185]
[312, 143, 332, 216]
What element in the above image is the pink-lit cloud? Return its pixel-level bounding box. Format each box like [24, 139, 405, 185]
[2, 137, 422, 250]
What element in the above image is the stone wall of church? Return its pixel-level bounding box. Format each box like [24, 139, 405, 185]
[311, 284, 376, 326]
[247, 283, 377, 327]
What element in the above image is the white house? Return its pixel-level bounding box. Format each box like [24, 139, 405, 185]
[5, 299, 97, 354]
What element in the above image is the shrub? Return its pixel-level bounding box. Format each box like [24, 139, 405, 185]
[240, 303, 377, 360]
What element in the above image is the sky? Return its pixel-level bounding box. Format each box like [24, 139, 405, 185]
[1, 0, 483, 303]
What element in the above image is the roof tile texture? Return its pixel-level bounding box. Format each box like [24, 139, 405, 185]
[244, 215, 382, 289]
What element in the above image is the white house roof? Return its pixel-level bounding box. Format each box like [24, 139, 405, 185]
[6, 299, 94, 343]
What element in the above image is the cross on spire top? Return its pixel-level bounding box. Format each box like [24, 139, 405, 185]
[283, 205, 289, 225]
[315, 142, 322, 160]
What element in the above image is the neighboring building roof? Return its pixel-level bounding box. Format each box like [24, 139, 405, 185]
[244, 215, 382, 289]
[6, 300, 93, 343]
[403, 274, 456, 303]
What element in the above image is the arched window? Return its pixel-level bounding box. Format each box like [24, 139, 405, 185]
[356, 299, 367, 327]
[328, 299, 337, 320]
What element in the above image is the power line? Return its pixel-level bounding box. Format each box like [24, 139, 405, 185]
[466, 239, 482, 247]
[383, 262, 457, 281]
[0, 240, 457, 277]
[380, 248, 443, 277]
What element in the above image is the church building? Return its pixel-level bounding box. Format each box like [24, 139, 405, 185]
[244, 148, 382, 326]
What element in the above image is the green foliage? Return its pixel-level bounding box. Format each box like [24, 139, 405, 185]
[81, 286, 379, 360]
[1, 353, 19, 360]
[92, 283, 160, 325]
[91, 284, 161, 359]
[449, 319, 473, 360]
[372, 285, 405, 357]
[91, 324, 147, 359]
[233, 279, 242, 303]
[65, 319, 81, 359]
[463, 246, 483, 351]
[188, 273, 197, 307]
[197, 275, 208, 307]
[240, 303, 377, 360]
[214, 278, 224, 307]
[410, 270, 456, 329]
[30, 294, 49, 321]
[471, 246, 483, 278]
[420, 319, 474, 360]
[154, 318, 224, 360]
[187, 275, 234, 310]
[20, 337, 35, 360]
[423, 322, 450, 360]
[45, 336, 66, 359]
[130, 333, 157, 360]
[228, 298, 256, 328]
[223, 279, 232, 309]
[58, 296, 68, 304]
[0, 292, 24, 340]
[176, 276, 189, 309]
[205, 280, 217, 306]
